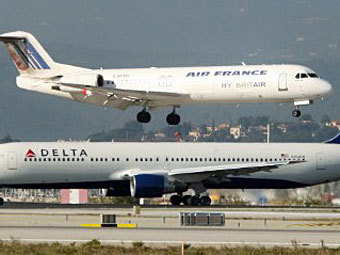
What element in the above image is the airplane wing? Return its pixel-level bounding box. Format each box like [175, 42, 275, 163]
[167, 160, 303, 181]
[53, 82, 190, 110]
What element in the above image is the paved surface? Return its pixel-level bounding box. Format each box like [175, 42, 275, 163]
[0, 208, 340, 247]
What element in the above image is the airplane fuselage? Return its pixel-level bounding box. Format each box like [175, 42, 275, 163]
[17, 64, 332, 109]
[0, 141, 339, 191]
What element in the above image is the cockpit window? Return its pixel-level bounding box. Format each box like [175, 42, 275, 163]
[295, 72, 319, 80]
[308, 73, 319, 78]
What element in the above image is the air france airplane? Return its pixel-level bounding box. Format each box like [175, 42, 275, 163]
[0, 31, 332, 125]
[1, 133, 340, 206]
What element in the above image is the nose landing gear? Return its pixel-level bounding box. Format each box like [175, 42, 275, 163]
[0, 197, 4, 206]
[292, 108, 301, 118]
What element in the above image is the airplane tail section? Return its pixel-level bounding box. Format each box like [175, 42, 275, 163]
[0, 31, 56, 75]
[325, 133, 340, 144]
[0, 31, 86, 77]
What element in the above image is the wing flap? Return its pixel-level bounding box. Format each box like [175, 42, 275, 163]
[55, 82, 189, 110]
[168, 160, 302, 177]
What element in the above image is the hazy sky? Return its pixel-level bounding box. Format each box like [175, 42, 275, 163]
[0, 1, 339, 140]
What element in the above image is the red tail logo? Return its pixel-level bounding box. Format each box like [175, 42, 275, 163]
[26, 149, 36, 158]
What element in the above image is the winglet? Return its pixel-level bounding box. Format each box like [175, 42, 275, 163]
[325, 132, 340, 144]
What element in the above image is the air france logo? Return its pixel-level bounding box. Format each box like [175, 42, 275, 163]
[186, 70, 268, 77]
[26, 149, 36, 158]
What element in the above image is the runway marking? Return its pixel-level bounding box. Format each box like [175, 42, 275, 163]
[80, 224, 101, 228]
[0, 238, 339, 248]
[80, 224, 137, 228]
[289, 222, 340, 227]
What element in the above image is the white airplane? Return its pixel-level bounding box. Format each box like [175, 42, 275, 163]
[0, 31, 333, 125]
[1, 133, 340, 206]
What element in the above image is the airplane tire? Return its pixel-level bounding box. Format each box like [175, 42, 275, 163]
[170, 195, 182, 206]
[137, 111, 151, 123]
[292, 109, 301, 118]
[0, 197, 3, 206]
[182, 195, 192, 205]
[189, 196, 200, 206]
[200, 196, 212, 206]
[166, 113, 181, 125]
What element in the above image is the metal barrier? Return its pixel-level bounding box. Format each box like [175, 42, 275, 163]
[101, 214, 116, 225]
[180, 212, 225, 226]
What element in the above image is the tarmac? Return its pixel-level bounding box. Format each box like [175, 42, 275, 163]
[0, 206, 340, 248]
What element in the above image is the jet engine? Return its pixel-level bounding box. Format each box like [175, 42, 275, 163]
[130, 174, 187, 198]
[59, 73, 104, 87]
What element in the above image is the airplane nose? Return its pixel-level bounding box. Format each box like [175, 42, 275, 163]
[322, 80, 333, 97]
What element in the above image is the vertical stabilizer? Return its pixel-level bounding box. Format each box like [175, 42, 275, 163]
[0, 31, 56, 75]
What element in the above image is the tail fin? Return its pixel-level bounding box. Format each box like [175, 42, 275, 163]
[0, 31, 56, 75]
[325, 133, 340, 144]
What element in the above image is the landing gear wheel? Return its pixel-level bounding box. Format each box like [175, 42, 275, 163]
[189, 196, 200, 206]
[292, 109, 301, 118]
[137, 110, 151, 123]
[170, 195, 182, 205]
[166, 113, 181, 125]
[0, 197, 3, 206]
[182, 195, 192, 206]
[200, 196, 212, 206]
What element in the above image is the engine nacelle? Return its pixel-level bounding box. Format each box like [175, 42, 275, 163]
[130, 174, 187, 198]
[60, 73, 104, 87]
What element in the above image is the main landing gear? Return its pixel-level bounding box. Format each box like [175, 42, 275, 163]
[0, 197, 4, 206]
[170, 194, 212, 206]
[136, 107, 181, 125]
[166, 109, 181, 126]
[136, 109, 151, 123]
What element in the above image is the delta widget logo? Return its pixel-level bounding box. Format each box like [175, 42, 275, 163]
[25, 149, 36, 158]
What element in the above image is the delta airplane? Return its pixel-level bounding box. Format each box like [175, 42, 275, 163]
[1, 133, 340, 206]
[0, 31, 333, 125]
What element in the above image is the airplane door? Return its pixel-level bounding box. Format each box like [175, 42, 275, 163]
[0, 155, 5, 172]
[278, 73, 288, 91]
[7, 152, 17, 170]
[316, 153, 325, 170]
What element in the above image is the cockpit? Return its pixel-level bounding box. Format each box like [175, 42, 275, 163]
[295, 73, 319, 79]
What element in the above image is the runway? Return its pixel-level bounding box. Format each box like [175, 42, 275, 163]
[0, 207, 340, 248]
[0, 226, 339, 248]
